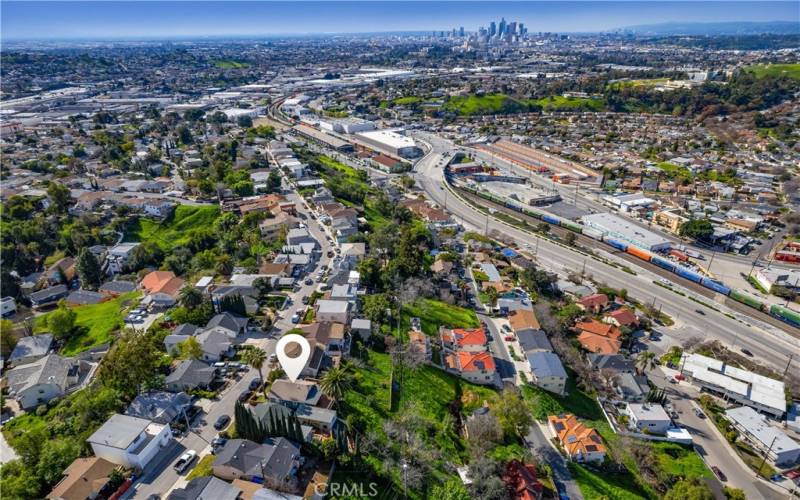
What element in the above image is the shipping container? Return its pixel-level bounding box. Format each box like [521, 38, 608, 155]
[560, 221, 583, 233]
[674, 266, 702, 283]
[626, 246, 652, 262]
[651, 256, 676, 272]
[729, 289, 765, 310]
[700, 277, 731, 296]
[542, 214, 561, 225]
[769, 304, 800, 327]
[605, 238, 628, 252]
[582, 227, 605, 241]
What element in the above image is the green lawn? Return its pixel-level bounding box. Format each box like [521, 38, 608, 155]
[651, 442, 710, 479]
[656, 162, 692, 180]
[34, 291, 141, 355]
[124, 205, 221, 251]
[186, 454, 214, 480]
[400, 298, 479, 336]
[443, 93, 525, 116]
[213, 59, 249, 69]
[747, 63, 800, 80]
[569, 463, 650, 500]
[393, 96, 423, 106]
[526, 95, 606, 112]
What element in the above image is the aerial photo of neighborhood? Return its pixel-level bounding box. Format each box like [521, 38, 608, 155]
[1, 1, 800, 499]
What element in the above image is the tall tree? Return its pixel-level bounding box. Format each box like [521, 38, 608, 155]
[46, 182, 71, 214]
[48, 301, 77, 340]
[241, 347, 267, 395]
[76, 247, 103, 290]
[492, 388, 532, 439]
[635, 351, 658, 375]
[96, 329, 162, 397]
[319, 364, 354, 408]
[178, 286, 204, 310]
[177, 337, 203, 360]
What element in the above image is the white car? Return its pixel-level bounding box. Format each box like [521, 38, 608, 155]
[173, 450, 198, 473]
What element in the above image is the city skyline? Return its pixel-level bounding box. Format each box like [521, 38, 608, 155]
[2, 1, 799, 41]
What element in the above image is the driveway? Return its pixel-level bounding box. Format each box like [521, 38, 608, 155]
[525, 421, 583, 499]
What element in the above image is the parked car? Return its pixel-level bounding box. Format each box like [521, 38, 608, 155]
[238, 390, 251, 402]
[291, 312, 301, 324]
[711, 466, 727, 482]
[249, 378, 263, 391]
[301, 295, 309, 305]
[173, 450, 198, 473]
[304, 278, 314, 286]
[214, 415, 231, 430]
[740, 348, 754, 357]
[504, 335, 515, 342]
[327, 250, 335, 258]
[501, 324, 512, 333]
[695, 309, 705, 315]
[694, 408, 706, 419]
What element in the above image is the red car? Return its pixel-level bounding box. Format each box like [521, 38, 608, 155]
[504, 335, 515, 341]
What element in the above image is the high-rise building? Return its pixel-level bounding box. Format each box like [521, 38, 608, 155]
[459, 26, 465, 37]
[508, 22, 517, 36]
[498, 17, 507, 36]
[489, 21, 496, 37]
[519, 23, 525, 36]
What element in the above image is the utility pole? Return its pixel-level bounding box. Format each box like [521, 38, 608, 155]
[784, 354, 794, 379]
[756, 436, 777, 479]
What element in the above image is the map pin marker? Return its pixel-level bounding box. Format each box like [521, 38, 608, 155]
[275, 334, 311, 383]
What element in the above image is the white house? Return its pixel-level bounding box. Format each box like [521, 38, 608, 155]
[627, 403, 671, 435]
[4, 354, 80, 410]
[527, 352, 567, 395]
[87, 414, 172, 470]
[726, 406, 800, 466]
[315, 300, 351, 324]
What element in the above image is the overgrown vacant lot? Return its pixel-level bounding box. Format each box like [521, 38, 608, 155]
[400, 298, 479, 336]
[747, 63, 800, 80]
[124, 205, 220, 251]
[34, 291, 141, 355]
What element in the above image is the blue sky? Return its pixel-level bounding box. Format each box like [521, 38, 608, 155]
[2, 1, 798, 40]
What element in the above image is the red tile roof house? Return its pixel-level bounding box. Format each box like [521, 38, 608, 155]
[603, 308, 639, 328]
[444, 350, 499, 386]
[577, 293, 609, 314]
[439, 326, 488, 353]
[575, 320, 623, 355]
[502, 459, 544, 500]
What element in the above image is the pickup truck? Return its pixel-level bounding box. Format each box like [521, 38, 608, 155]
[173, 450, 198, 473]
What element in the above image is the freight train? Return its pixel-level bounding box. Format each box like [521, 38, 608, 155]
[458, 183, 800, 328]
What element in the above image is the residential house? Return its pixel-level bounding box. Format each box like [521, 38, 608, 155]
[444, 350, 499, 386]
[548, 414, 606, 463]
[627, 403, 671, 435]
[46, 457, 119, 500]
[575, 320, 623, 355]
[301, 321, 347, 356]
[5, 354, 82, 409]
[516, 330, 553, 354]
[350, 318, 372, 341]
[527, 352, 567, 395]
[408, 330, 431, 362]
[339, 243, 366, 269]
[212, 438, 302, 493]
[104, 243, 140, 275]
[125, 391, 193, 425]
[8, 333, 54, 365]
[508, 309, 542, 337]
[167, 476, 243, 500]
[43, 257, 77, 286]
[614, 372, 651, 403]
[165, 359, 216, 392]
[140, 270, 184, 298]
[98, 280, 137, 296]
[440, 326, 488, 353]
[315, 300, 351, 324]
[577, 294, 609, 314]
[268, 379, 324, 408]
[260, 211, 300, 239]
[502, 459, 544, 500]
[29, 284, 69, 309]
[88, 414, 172, 470]
[603, 308, 639, 329]
[587, 354, 635, 374]
[286, 228, 315, 246]
[66, 289, 105, 306]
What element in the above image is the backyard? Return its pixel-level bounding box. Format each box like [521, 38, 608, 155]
[34, 291, 141, 355]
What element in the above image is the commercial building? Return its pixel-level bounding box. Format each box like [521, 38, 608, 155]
[754, 267, 800, 294]
[602, 193, 656, 214]
[580, 212, 672, 252]
[293, 124, 353, 152]
[354, 129, 422, 158]
[318, 117, 375, 135]
[681, 353, 786, 418]
[725, 406, 800, 466]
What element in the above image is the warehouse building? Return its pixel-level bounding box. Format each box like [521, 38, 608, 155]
[753, 267, 800, 294]
[725, 406, 800, 466]
[319, 117, 376, 135]
[681, 353, 786, 419]
[355, 129, 422, 159]
[580, 212, 672, 252]
[293, 124, 353, 152]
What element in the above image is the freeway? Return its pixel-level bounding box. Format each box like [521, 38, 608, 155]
[413, 133, 800, 373]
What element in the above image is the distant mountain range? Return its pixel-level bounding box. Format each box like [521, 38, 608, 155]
[620, 21, 800, 36]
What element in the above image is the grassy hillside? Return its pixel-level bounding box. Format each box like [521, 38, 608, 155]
[526, 95, 606, 112]
[747, 63, 800, 80]
[34, 291, 141, 355]
[125, 205, 220, 251]
[443, 93, 526, 116]
[213, 59, 249, 69]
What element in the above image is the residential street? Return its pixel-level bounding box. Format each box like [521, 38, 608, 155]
[525, 422, 584, 500]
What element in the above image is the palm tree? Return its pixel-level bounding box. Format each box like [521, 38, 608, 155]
[635, 351, 658, 375]
[178, 286, 204, 310]
[319, 364, 353, 408]
[241, 347, 268, 396]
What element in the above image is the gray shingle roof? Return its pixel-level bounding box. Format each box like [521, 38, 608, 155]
[212, 438, 299, 481]
[527, 352, 567, 379]
[125, 391, 192, 424]
[8, 334, 54, 362]
[5, 353, 73, 394]
[167, 476, 241, 500]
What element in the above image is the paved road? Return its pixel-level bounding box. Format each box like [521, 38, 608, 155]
[648, 367, 776, 500]
[412, 134, 800, 374]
